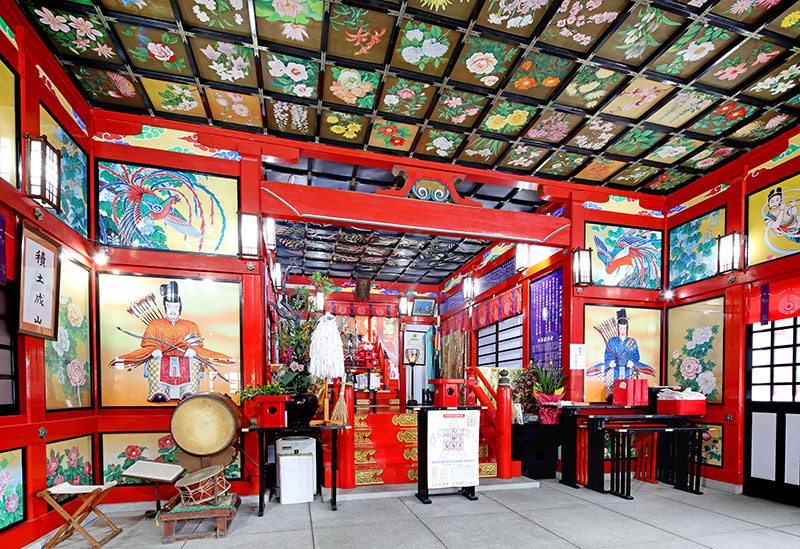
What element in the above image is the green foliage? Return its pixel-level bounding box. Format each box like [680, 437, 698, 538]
[512, 361, 565, 411]
[239, 382, 286, 401]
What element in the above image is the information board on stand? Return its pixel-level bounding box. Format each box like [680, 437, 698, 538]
[416, 407, 481, 504]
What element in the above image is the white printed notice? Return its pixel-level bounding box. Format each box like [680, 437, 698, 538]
[426, 410, 480, 489]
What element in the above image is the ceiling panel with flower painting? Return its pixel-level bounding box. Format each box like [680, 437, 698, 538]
[22, 0, 800, 197]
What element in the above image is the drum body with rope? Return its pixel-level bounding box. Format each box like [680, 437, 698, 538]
[170, 392, 242, 457]
[174, 465, 230, 506]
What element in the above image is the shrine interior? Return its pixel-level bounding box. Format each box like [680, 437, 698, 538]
[1, 0, 800, 547]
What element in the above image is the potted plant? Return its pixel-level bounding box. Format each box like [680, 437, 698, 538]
[269, 271, 334, 425]
[512, 361, 565, 424]
[239, 382, 290, 428]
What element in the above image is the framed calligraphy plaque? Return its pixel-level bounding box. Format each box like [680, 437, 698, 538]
[19, 222, 61, 340]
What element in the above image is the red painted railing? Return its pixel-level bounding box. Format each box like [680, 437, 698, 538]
[464, 367, 512, 479]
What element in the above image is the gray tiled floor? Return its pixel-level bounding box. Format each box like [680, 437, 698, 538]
[33, 479, 800, 548]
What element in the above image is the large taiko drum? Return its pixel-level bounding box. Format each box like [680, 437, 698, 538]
[170, 392, 241, 457]
[174, 465, 230, 506]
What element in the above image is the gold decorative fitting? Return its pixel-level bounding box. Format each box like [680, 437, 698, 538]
[355, 469, 384, 486]
[356, 399, 371, 405]
[403, 447, 418, 461]
[391, 414, 418, 427]
[354, 449, 377, 464]
[396, 430, 418, 444]
[246, 262, 256, 271]
[479, 463, 498, 477]
[354, 415, 368, 427]
[354, 430, 373, 445]
[479, 445, 489, 458]
[407, 469, 418, 481]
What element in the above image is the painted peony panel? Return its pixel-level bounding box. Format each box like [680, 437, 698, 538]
[45, 259, 92, 410]
[0, 448, 24, 532]
[46, 435, 94, 502]
[667, 297, 725, 404]
[668, 207, 725, 288]
[101, 432, 241, 482]
[586, 223, 662, 289]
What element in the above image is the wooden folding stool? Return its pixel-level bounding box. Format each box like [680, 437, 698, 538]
[37, 481, 122, 549]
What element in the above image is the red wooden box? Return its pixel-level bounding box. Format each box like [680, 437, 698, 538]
[244, 395, 291, 428]
[429, 379, 464, 407]
[656, 399, 706, 416]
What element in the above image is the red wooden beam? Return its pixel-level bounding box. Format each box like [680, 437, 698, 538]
[261, 181, 571, 246]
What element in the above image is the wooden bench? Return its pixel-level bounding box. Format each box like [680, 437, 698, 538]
[161, 492, 241, 543]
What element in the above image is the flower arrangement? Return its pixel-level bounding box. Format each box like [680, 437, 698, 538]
[512, 361, 565, 413]
[271, 271, 334, 394]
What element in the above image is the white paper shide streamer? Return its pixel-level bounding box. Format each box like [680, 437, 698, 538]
[309, 313, 345, 379]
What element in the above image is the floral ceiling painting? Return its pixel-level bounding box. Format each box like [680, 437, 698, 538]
[24, 0, 800, 195]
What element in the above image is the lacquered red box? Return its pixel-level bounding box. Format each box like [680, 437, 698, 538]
[244, 395, 291, 427]
[656, 399, 706, 416]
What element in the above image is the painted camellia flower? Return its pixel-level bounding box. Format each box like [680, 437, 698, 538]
[67, 446, 80, 467]
[147, 42, 175, 63]
[67, 359, 86, 388]
[679, 356, 702, 380]
[285, 62, 308, 82]
[273, 0, 303, 18]
[397, 87, 416, 100]
[465, 52, 498, 75]
[383, 94, 400, 106]
[158, 434, 175, 449]
[124, 445, 143, 461]
[293, 84, 313, 97]
[47, 456, 59, 476]
[696, 371, 716, 395]
[680, 41, 716, 62]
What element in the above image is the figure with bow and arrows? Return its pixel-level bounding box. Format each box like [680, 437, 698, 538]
[586, 309, 655, 399]
[109, 281, 236, 403]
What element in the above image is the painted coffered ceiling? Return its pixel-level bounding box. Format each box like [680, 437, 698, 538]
[19, 0, 800, 195]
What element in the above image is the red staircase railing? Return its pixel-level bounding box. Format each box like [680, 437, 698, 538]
[465, 367, 512, 479]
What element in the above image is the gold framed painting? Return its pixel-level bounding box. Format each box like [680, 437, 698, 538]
[98, 272, 242, 407]
[19, 222, 61, 340]
[666, 297, 725, 404]
[583, 304, 662, 402]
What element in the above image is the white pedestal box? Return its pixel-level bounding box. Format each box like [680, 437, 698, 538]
[276, 453, 314, 504]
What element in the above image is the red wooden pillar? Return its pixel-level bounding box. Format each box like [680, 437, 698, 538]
[496, 371, 512, 479]
[337, 383, 355, 489]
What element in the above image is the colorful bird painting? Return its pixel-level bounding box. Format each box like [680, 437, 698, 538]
[98, 162, 227, 252]
[593, 229, 661, 288]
